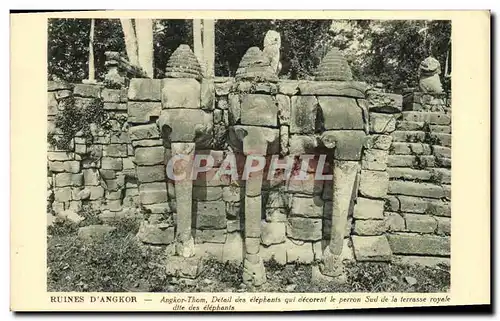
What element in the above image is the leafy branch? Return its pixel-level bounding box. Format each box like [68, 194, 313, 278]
[48, 96, 111, 151]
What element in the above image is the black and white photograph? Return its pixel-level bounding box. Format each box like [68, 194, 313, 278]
[45, 17, 453, 296]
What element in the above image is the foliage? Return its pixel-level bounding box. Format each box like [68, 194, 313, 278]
[48, 219, 80, 237]
[47, 234, 166, 292]
[47, 96, 109, 151]
[422, 122, 443, 146]
[48, 19, 125, 82]
[429, 170, 444, 185]
[48, 18, 451, 92]
[48, 19, 90, 82]
[411, 155, 428, 171]
[48, 18, 193, 82]
[111, 217, 142, 237]
[214, 19, 333, 79]
[153, 20, 193, 78]
[330, 20, 451, 92]
[47, 206, 145, 292]
[48, 228, 450, 292]
[274, 20, 333, 79]
[214, 20, 271, 77]
[48, 202, 143, 236]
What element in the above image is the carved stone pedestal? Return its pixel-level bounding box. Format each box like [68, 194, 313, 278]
[164, 255, 204, 279]
[311, 264, 347, 285]
[242, 255, 267, 287]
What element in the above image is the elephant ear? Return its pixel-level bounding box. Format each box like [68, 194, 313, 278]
[320, 131, 337, 149]
[156, 112, 169, 130]
[227, 126, 247, 153]
[157, 113, 172, 142]
[233, 127, 248, 140]
[264, 30, 280, 47]
[200, 78, 215, 110]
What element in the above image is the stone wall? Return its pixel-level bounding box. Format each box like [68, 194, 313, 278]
[385, 92, 452, 266]
[47, 76, 451, 277]
[220, 78, 369, 268]
[47, 82, 141, 223]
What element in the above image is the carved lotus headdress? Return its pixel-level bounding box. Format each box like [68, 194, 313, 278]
[419, 56, 441, 75]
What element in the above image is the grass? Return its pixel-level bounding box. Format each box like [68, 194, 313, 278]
[47, 225, 450, 293]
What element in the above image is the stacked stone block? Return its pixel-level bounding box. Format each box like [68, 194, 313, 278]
[47, 76, 452, 269]
[196, 78, 237, 256]
[99, 85, 135, 214]
[349, 91, 402, 262]
[126, 78, 173, 244]
[224, 79, 372, 272]
[211, 81, 245, 260]
[288, 82, 366, 269]
[227, 69, 280, 284]
[402, 91, 451, 114]
[384, 91, 451, 265]
[193, 149, 230, 247]
[48, 81, 75, 214]
[48, 81, 138, 221]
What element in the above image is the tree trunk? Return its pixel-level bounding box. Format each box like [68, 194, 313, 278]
[135, 19, 154, 78]
[120, 18, 139, 66]
[193, 19, 204, 76]
[88, 19, 95, 81]
[202, 19, 215, 78]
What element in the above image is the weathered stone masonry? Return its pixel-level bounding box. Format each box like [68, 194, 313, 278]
[47, 45, 451, 285]
[385, 91, 451, 267]
[48, 81, 137, 221]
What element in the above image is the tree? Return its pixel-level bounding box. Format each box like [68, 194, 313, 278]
[193, 19, 203, 71]
[48, 18, 125, 82]
[328, 20, 451, 92]
[120, 19, 154, 77]
[87, 19, 96, 82]
[48, 18, 91, 82]
[213, 19, 333, 79]
[274, 19, 333, 79]
[214, 20, 273, 77]
[152, 20, 192, 78]
[48, 18, 451, 92]
[48, 18, 192, 82]
[192, 19, 215, 78]
[120, 19, 139, 66]
[202, 20, 215, 78]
